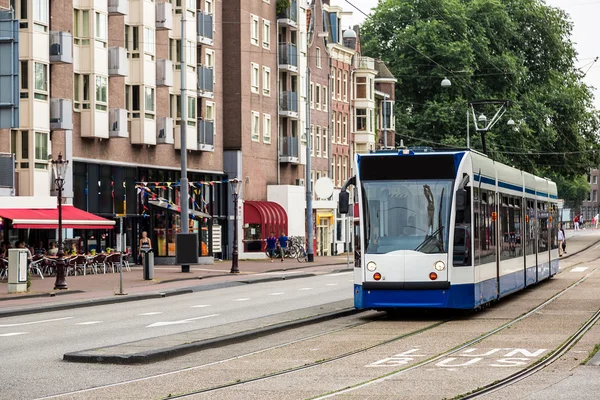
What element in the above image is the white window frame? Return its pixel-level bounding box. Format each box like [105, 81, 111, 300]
[34, 0, 49, 25]
[337, 114, 342, 143]
[144, 27, 155, 58]
[263, 114, 271, 144]
[322, 86, 327, 111]
[95, 12, 107, 46]
[331, 112, 336, 143]
[331, 156, 336, 186]
[34, 62, 48, 101]
[316, 47, 321, 68]
[316, 126, 321, 156]
[251, 111, 260, 141]
[186, 40, 196, 67]
[125, 25, 139, 58]
[343, 71, 348, 101]
[310, 82, 314, 109]
[262, 20, 271, 49]
[343, 115, 348, 144]
[310, 125, 314, 155]
[144, 87, 155, 119]
[34, 132, 49, 169]
[315, 84, 321, 110]
[251, 14, 259, 46]
[331, 67, 336, 97]
[322, 127, 327, 157]
[95, 75, 108, 111]
[206, 101, 215, 121]
[187, 96, 196, 126]
[251, 63, 260, 94]
[263, 66, 271, 96]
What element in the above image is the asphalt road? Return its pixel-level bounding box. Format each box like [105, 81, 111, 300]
[0, 271, 355, 400]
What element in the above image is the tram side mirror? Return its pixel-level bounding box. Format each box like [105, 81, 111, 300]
[339, 191, 350, 214]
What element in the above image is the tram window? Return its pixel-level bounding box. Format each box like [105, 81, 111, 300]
[476, 190, 497, 265]
[454, 186, 472, 266]
[474, 189, 481, 266]
[550, 204, 559, 251]
[513, 198, 523, 257]
[538, 202, 549, 253]
[525, 200, 536, 256]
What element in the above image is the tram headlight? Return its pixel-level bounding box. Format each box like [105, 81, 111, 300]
[367, 262, 377, 272]
[434, 261, 445, 271]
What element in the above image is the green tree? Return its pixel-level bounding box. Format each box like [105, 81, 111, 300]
[360, 0, 600, 180]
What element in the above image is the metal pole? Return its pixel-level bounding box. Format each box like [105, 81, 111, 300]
[230, 191, 239, 273]
[306, 67, 314, 262]
[383, 95, 387, 148]
[54, 179, 67, 290]
[466, 107, 470, 149]
[117, 217, 126, 295]
[180, 13, 190, 273]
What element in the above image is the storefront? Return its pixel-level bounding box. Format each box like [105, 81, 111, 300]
[243, 201, 288, 253]
[72, 161, 227, 262]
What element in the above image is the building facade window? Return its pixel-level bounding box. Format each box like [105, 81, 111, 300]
[34, 62, 48, 100]
[262, 20, 270, 49]
[322, 128, 327, 156]
[263, 66, 271, 96]
[310, 82, 314, 108]
[594, 190, 598, 202]
[35, 132, 48, 169]
[594, 175, 598, 184]
[125, 25, 139, 58]
[187, 96, 196, 126]
[34, 0, 48, 25]
[343, 71, 348, 100]
[337, 70, 341, 99]
[263, 114, 271, 143]
[356, 77, 367, 98]
[145, 87, 155, 118]
[251, 14, 259, 46]
[251, 111, 260, 141]
[356, 109, 367, 131]
[251, 63, 259, 93]
[316, 47, 321, 68]
[315, 84, 321, 110]
[322, 86, 327, 111]
[95, 12, 107, 46]
[144, 27, 155, 58]
[343, 115, 347, 143]
[316, 126, 321, 156]
[310, 125, 314, 155]
[331, 67, 335, 98]
[331, 111, 336, 143]
[95, 76, 108, 111]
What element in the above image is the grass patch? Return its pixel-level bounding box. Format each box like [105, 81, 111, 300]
[582, 344, 600, 365]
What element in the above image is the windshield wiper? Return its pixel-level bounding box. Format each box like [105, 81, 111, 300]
[415, 226, 445, 252]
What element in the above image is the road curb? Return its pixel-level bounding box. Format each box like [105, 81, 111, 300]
[560, 237, 600, 260]
[63, 307, 361, 364]
[0, 289, 193, 319]
[0, 290, 85, 302]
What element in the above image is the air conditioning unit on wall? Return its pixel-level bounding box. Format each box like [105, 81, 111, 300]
[296, 178, 305, 186]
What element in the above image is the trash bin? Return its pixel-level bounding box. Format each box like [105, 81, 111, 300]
[142, 249, 154, 280]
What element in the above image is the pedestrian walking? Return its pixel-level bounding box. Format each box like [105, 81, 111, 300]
[266, 232, 277, 262]
[595, 213, 599, 230]
[580, 214, 585, 229]
[278, 232, 289, 262]
[574, 215, 579, 231]
[558, 224, 566, 256]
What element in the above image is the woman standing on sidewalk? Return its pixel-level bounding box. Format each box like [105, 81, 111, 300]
[138, 231, 152, 264]
[558, 224, 566, 256]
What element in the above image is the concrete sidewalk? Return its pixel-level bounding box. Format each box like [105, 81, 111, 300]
[0, 255, 351, 316]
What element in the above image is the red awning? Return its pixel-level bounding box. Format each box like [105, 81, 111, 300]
[0, 206, 115, 229]
[244, 201, 288, 237]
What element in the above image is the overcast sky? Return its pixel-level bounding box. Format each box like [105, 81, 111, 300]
[330, 0, 600, 109]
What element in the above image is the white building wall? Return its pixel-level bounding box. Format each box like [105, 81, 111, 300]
[267, 184, 306, 237]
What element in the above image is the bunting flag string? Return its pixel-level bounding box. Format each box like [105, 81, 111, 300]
[135, 179, 234, 189]
[136, 185, 208, 217]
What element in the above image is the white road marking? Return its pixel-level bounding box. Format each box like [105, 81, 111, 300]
[268, 292, 284, 296]
[147, 314, 220, 328]
[326, 283, 338, 286]
[138, 312, 163, 316]
[330, 272, 353, 276]
[0, 332, 27, 337]
[299, 288, 313, 291]
[190, 304, 211, 308]
[76, 321, 102, 325]
[232, 298, 251, 302]
[593, 244, 600, 250]
[0, 316, 74, 328]
[571, 267, 589, 273]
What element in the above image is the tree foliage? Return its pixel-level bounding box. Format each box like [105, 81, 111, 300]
[360, 0, 600, 184]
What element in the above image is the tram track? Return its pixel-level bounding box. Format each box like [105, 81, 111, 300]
[312, 262, 600, 399]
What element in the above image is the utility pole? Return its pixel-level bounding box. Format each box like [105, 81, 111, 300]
[179, 13, 190, 273]
[466, 107, 470, 149]
[383, 94, 388, 148]
[306, 67, 314, 262]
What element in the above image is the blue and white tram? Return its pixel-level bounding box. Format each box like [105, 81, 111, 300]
[338, 149, 560, 310]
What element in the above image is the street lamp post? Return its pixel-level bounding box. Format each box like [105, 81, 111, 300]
[51, 153, 69, 290]
[229, 178, 242, 274]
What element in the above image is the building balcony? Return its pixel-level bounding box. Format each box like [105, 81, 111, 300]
[156, 2, 173, 30]
[49, 31, 72, 64]
[353, 130, 376, 146]
[277, 0, 298, 29]
[50, 98, 73, 130]
[81, 107, 109, 139]
[156, 59, 173, 87]
[198, 119, 214, 151]
[157, 116, 174, 144]
[278, 43, 298, 73]
[358, 56, 375, 70]
[279, 91, 298, 118]
[109, 108, 128, 138]
[197, 65, 214, 97]
[108, 47, 128, 77]
[197, 11, 214, 45]
[108, 0, 128, 15]
[130, 117, 156, 145]
[279, 136, 299, 164]
[174, 124, 198, 151]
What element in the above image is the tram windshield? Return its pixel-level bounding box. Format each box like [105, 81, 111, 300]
[362, 180, 453, 254]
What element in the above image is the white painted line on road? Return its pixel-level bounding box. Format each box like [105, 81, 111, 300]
[138, 312, 163, 316]
[76, 321, 103, 325]
[330, 272, 353, 276]
[326, 283, 338, 286]
[299, 288, 313, 291]
[190, 304, 211, 308]
[571, 267, 589, 273]
[0, 316, 74, 328]
[268, 292, 284, 296]
[593, 244, 600, 250]
[0, 332, 27, 337]
[232, 298, 251, 301]
[147, 314, 220, 328]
